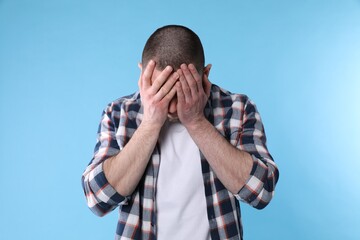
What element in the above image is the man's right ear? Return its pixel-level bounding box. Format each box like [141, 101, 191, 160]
[138, 62, 142, 71]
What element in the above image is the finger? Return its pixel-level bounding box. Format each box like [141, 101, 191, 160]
[162, 84, 178, 103]
[150, 65, 173, 95]
[188, 63, 203, 94]
[142, 60, 156, 89]
[181, 64, 198, 97]
[154, 71, 179, 101]
[176, 81, 185, 105]
[178, 67, 192, 103]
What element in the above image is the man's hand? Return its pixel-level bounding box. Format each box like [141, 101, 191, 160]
[139, 60, 179, 129]
[175, 63, 254, 194]
[176, 63, 211, 128]
[103, 61, 179, 197]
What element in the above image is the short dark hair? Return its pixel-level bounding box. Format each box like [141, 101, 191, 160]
[142, 25, 205, 73]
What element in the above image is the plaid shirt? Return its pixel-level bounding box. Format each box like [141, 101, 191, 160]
[82, 84, 279, 240]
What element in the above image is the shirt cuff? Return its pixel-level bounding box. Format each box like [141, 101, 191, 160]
[234, 155, 267, 203]
[89, 162, 129, 206]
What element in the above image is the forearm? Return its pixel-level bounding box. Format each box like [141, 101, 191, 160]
[186, 118, 253, 194]
[103, 122, 161, 196]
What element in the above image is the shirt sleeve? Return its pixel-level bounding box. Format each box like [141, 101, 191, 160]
[81, 103, 128, 217]
[233, 98, 279, 209]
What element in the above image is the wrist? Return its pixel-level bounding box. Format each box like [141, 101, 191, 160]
[140, 119, 163, 133]
[184, 116, 210, 133]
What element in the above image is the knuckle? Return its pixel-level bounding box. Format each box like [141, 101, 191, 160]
[142, 74, 149, 82]
[152, 82, 159, 89]
[183, 85, 190, 92]
[160, 87, 168, 95]
[189, 80, 197, 87]
[190, 68, 197, 75]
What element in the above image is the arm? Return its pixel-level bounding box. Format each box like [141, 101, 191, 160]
[186, 100, 278, 209]
[82, 60, 178, 216]
[234, 99, 279, 209]
[103, 121, 161, 196]
[81, 103, 126, 217]
[176, 64, 279, 209]
[185, 118, 253, 194]
[103, 61, 179, 196]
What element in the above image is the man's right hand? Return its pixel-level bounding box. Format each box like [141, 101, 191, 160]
[138, 60, 179, 129]
[103, 60, 178, 197]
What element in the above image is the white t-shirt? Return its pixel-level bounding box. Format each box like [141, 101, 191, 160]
[156, 121, 210, 240]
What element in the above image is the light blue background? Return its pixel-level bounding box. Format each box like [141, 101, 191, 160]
[1, 0, 359, 239]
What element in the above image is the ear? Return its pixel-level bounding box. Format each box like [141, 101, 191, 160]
[137, 62, 142, 89]
[203, 64, 212, 97]
[203, 64, 212, 78]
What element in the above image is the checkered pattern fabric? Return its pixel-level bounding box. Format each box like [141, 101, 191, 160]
[82, 84, 279, 240]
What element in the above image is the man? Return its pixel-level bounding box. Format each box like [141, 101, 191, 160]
[82, 25, 279, 240]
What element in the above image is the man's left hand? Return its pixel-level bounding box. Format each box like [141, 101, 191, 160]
[176, 63, 211, 128]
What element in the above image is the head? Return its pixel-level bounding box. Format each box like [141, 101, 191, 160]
[142, 25, 205, 74]
[140, 25, 211, 121]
